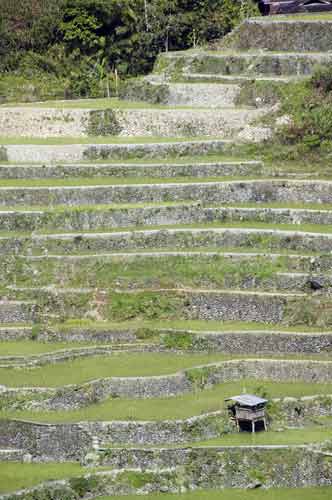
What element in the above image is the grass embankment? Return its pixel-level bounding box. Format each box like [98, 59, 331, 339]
[0, 462, 102, 494]
[2, 380, 332, 422]
[1, 352, 332, 387]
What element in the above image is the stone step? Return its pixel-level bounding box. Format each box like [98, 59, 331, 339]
[218, 18, 332, 52]
[0, 106, 267, 139]
[157, 50, 332, 79]
[0, 160, 264, 179]
[1, 204, 332, 232]
[1, 140, 228, 162]
[0, 179, 332, 207]
[2, 227, 332, 255]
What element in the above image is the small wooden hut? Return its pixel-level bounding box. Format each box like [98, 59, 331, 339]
[225, 394, 268, 433]
[256, 1, 332, 15]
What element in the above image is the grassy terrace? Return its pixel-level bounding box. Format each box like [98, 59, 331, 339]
[0, 463, 331, 497]
[0, 98, 251, 111]
[0, 341, 107, 356]
[0, 98, 179, 110]
[5, 254, 297, 289]
[1, 353, 332, 387]
[0, 462, 101, 494]
[0, 135, 223, 145]
[261, 13, 332, 21]
[0, 175, 281, 187]
[2, 201, 332, 213]
[2, 380, 332, 422]
[2, 221, 332, 239]
[47, 318, 332, 333]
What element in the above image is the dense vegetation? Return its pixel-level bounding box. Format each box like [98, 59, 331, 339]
[0, 0, 258, 101]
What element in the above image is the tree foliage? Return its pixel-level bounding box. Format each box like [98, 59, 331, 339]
[0, 0, 259, 98]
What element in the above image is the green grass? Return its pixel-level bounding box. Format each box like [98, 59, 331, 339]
[0, 341, 95, 356]
[35, 220, 332, 236]
[0, 462, 105, 494]
[0, 135, 222, 146]
[107, 425, 332, 448]
[195, 426, 332, 447]
[262, 13, 332, 21]
[9, 254, 291, 290]
[3, 221, 332, 240]
[55, 318, 332, 334]
[0, 98, 171, 110]
[1, 201, 332, 213]
[0, 97, 234, 111]
[1, 352, 331, 388]
[2, 380, 332, 422]
[98, 489, 332, 500]
[0, 175, 272, 187]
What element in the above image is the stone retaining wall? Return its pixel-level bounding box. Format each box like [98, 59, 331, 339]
[0, 301, 35, 324]
[1, 206, 332, 233]
[162, 330, 332, 355]
[1, 180, 332, 207]
[1, 227, 332, 257]
[186, 52, 332, 76]
[165, 83, 241, 107]
[219, 19, 332, 52]
[2, 140, 227, 163]
[159, 51, 332, 77]
[0, 107, 267, 138]
[0, 161, 264, 179]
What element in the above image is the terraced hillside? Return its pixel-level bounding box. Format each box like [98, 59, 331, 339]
[1, 14, 332, 500]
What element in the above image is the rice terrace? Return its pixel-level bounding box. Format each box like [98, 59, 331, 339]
[0, 1, 332, 499]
